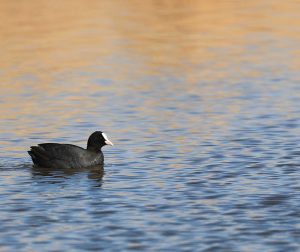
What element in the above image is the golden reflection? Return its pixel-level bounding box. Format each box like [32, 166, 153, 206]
[0, 0, 300, 142]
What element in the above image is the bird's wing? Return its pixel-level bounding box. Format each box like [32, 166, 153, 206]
[29, 143, 88, 168]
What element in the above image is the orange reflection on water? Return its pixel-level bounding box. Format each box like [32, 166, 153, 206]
[1, 0, 300, 141]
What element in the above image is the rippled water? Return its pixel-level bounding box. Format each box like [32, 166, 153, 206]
[1, 0, 300, 251]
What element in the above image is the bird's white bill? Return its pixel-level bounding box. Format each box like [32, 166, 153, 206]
[105, 140, 114, 146]
[102, 133, 113, 146]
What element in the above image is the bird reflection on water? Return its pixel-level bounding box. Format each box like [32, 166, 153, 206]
[31, 165, 104, 186]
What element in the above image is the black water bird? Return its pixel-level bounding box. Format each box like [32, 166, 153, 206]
[28, 131, 113, 169]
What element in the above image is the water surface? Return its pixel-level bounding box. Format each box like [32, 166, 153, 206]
[1, 0, 300, 251]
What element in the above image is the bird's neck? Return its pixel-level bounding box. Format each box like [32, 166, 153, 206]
[87, 145, 102, 152]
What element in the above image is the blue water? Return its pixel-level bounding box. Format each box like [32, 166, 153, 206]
[1, 1, 300, 251]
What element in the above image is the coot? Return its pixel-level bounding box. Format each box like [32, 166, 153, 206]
[28, 131, 113, 169]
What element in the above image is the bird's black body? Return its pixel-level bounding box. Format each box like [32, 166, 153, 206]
[28, 131, 113, 169]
